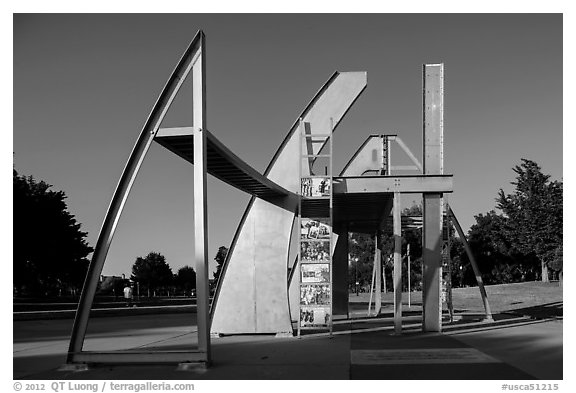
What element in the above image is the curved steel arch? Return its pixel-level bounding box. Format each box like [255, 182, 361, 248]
[210, 71, 367, 335]
[67, 31, 206, 364]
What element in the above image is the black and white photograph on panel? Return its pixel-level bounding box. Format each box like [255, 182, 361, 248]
[300, 284, 331, 306]
[301, 218, 331, 240]
[300, 241, 331, 262]
[12, 12, 563, 383]
[301, 263, 331, 284]
[300, 306, 332, 328]
[301, 177, 331, 197]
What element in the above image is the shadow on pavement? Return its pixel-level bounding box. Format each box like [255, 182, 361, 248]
[14, 305, 562, 380]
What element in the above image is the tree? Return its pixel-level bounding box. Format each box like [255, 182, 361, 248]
[548, 245, 562, 286]
[13, 170, 93, 296]
[459, 210, 540, 285]
[348, 233, 376, 293]
[131, 252, 173, 296]
[98, 275, 129, 298]
[466, 211, 514, 284]
[175, 266, 196, 296]
[399, 205, 423, 292]
[212, 246, 228, 290]
[380, 205, 424, 292]
[348, 204, 425, 294]
[496, 159, 563, 282]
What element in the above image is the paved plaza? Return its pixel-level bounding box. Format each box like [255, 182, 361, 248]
[13, 307, 562, 380]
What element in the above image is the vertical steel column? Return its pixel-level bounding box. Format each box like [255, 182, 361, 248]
[393, 192, 402, 334]
[193, 35, 210, 361]
[332, 222, 349, 318]
[422, 63, 444, 332]
[368, 254, 376, 316]
[329, 117, 334, 336]
[375, 232, 382, 315]
[407, 243, 411, 308]
[386, 136, 392, 175]
[444, 201, 454, 322]
[297, 118, 303, 338]
[382, 256, 387, 294]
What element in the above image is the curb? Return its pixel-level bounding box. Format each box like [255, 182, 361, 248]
[13, 304, 197, 321]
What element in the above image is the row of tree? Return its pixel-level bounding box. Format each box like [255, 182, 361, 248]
[13, 170, 93, 296]
[125, 247, 228, 297]
[14, 157, 561, 298]
[13, 167, 230, 297]
[348, 159, 563, 290]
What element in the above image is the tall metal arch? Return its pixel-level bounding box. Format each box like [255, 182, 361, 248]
[67, 31, 210, 365]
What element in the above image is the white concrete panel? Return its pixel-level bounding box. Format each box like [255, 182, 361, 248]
[340, 136, 382, 176]
[211, 72, 367, 334]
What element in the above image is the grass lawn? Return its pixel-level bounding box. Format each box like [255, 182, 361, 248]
[349, 281, 562, 317]
[453, 281, 562, 314]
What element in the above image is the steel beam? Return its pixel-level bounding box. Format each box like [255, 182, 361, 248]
[447, 204, 493, 321]
[390, 165, 420, 171]
[422, 63, 444, 332]
[385, 136, 391, 175]
[155, 128, 293, 202]
[422, 194, 443, 331]
[156, 126, 194, 137]
[67, 31, 205, 363]
[393, 136, 423, 172]
[332, 222, 349, 318]
[393, 192, 402, 333]
[192, 33, 211, 363]
[332, 175, 452, 194]
[374, 232, 382, 315]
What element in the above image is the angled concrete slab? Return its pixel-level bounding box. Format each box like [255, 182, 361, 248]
[211, 72, 367, 334]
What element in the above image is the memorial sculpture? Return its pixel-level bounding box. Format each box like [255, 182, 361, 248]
[63, 31, 488, 369]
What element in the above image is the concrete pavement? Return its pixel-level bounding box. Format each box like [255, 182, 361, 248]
[13, 310, 562, 380]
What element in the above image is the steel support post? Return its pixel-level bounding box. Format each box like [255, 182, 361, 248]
[407, 243, 411, 308]
[393, 192, 402, 334]
[193, 36, 211, 362]
[386, 136, 392, 175]
[374, 232, 382, 315]
[447, 204, 493, 321]
[422, 63, 444, 332]
[368, 256, 376, 316]
[382, 256, 387, 294]
[422, 194, 443, 331]
[332, 222, 349, 318]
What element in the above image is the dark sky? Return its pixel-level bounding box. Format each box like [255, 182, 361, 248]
[13, 14, 562, 276]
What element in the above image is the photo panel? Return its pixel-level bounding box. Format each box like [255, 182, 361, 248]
[301, 263, 330, 283]
[300, 284, 331, 306]
[300, 306, 331, 327]
[300, 240, 331, 262]
[301, 177, 331, 198]
[300, 218, 331, 240]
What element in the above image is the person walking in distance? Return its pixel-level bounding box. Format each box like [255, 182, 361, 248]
[124, 284, 134, 307]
